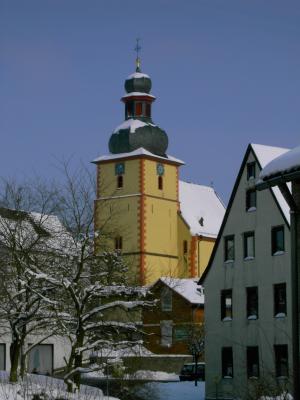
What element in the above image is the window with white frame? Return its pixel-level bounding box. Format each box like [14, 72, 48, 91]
[222, 347, 233, 378]
[244, 231, 255, 259]
[272, 226, 284, 255]
[247, 287, 258, 319]
[247, 346, 259, 378]
[274, 345, 288, 378]
[161, 287, 172, 312]
[221, 289, 233, 321]
[160, 320, 173, 347]
[224, 235, 235, 262]
[274, 283, 287, 317]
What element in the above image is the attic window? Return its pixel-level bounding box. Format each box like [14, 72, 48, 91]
[247, 162, 256, 180]
[199, 217, 204, 227]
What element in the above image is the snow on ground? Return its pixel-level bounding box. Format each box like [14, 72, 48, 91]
[0, 372, 119, 400]
[91, 344, 153, 358]
[259, 394, 293, 400]
[82, 368, 178, 382]
[135, 381, 205, 400]
[126, 370, 178, 381]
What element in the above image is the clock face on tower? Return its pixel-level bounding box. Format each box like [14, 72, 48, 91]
[157, 163, 165, 176]
[115, 162, 125, 175]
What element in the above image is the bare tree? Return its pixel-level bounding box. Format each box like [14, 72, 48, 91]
[29, 163, 153, 393]
[0, 179, 62, 382]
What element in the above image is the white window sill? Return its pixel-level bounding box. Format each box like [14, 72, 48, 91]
[224, 260, 234, 265]
[246, 207, 257, 213]
[247, 315, 258, 320]
[244, 256, 254, 261]
[248, 376, 258, 380]
[275, 313, 286, 318]
[222, 317, 232, 322]
[273, 251, 285, 256]
[223, 376, 233, 379]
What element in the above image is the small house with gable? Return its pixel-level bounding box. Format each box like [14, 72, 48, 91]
[143, 277, 204, 354]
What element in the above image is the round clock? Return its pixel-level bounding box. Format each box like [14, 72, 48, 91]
[157, 163, 165, 176]
[115, 163, 125, 175]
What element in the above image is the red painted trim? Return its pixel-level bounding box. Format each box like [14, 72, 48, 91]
[121, 95, 155, 103]
[139, 159, 146, 285]
[189, 236, 197, 278]
[175, 166, 180, 210]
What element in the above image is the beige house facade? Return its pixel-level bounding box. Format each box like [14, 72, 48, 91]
[200, 144, 292, 399]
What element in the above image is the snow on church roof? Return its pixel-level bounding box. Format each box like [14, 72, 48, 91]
[179, 181, 225, 238]
[251, 144, 290, 223]
[259, 144, 300, 181]
[159, 277, 204, 304]
[113, 118, 156, 133]
[92, 147, 185, 165]
[126, 72, 150, 80]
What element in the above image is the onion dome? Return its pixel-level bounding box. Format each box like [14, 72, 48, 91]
[108, 59, 168, 157]
[125, 71, 152, 94]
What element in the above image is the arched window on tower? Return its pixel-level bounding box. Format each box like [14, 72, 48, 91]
[158, 176, 163, 190]
[145, 103, 151, 117]
[126, 102, 134, 118]
[117, 175, 123, 189]
[115, 236, 123, 252]
[135, 102, 143, 116]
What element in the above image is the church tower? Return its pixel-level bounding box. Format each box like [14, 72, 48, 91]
[93, 57, 184, 285]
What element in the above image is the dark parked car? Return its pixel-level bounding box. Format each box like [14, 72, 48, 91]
[179, 362, 205, 381]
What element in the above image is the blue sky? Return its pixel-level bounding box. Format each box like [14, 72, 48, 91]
[1, 0, 300, 203]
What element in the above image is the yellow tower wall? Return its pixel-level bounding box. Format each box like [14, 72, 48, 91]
[197, 237, 215, 277]
[94, 155, 183, 285]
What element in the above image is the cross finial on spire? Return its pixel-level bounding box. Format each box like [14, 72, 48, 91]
[134, 38, 141, 72]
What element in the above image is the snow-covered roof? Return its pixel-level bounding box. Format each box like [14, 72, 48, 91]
[159, 277, 204, 304]
[122, 92, 155, 99]
[113, 118, 156, 134]
[0, 207, 73, 253]
[179, 181, 225, 238]
[92, 147, 185, 165]
[251, 144, 290, 223]
[126, 72, 150, 80]
[259, 144, 300, 181]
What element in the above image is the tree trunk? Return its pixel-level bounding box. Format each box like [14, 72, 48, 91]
[10, 339, 21, 382]
[20, 347, 26, 379]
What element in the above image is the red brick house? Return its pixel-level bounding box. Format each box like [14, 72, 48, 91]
[142, 278, 204, 354]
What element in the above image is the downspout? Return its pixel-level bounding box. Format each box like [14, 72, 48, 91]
[279, 181, 299, 399]
[291, 180, 300, 400]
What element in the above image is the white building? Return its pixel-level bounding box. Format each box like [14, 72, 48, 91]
[200, 144, 292, 399]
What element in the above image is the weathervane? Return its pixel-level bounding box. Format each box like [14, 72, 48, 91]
[134, 38, 141, 72]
